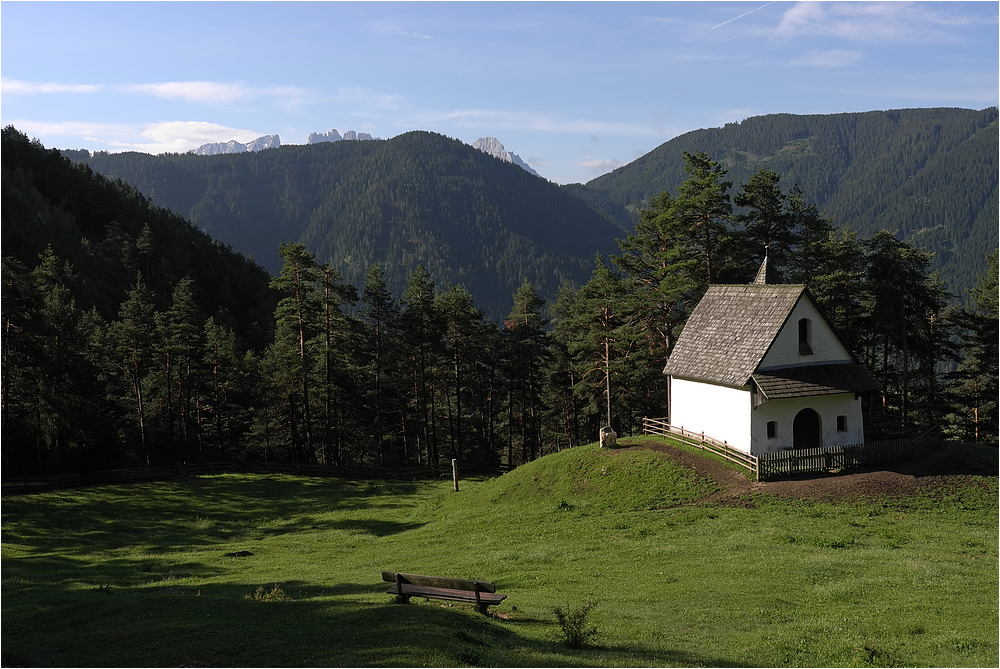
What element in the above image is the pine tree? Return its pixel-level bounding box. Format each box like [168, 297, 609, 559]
[861, 231, 956, 426]
[672, 151, 734, 285]
[154, 277, 203, 462]
[109, 274, 157, 465]
[314, 262, 359, 465]
[503, 278, 551, 465]
[400, 265, 442, 465]
[269, 242, 322, 462]
[732, 169, 794, 280]
[359, 263, 402, 466]
[558, 256, 636, 435]
[615, 189, 700, 356]
[945, 250, 999, 443]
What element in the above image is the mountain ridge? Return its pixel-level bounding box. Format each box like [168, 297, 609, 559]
[69, 131, 622, 319]
[570, 106, 998, 298]
[61, 107, 998, 313]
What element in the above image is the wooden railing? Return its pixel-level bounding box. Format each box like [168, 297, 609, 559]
[642, 417, 759, 478]
[756, 438, 913, 480]
[642, 418, 915, 481]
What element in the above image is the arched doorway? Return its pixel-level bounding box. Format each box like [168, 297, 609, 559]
[793, 408, 821, 448]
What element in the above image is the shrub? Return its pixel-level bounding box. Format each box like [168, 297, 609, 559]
[552, 599, 598, 649]
[244, 584, 292, 602]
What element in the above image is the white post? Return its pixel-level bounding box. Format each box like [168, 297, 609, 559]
[452, 459, 459, 492]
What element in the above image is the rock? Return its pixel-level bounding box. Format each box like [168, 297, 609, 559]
[308, 128, 343, 143]
[308, 128, 375, 143]
[599, 426, 617, 448]
[245, 134, 280, 151]
[472, 137, 541, 177]
[192, 135, 280, 155]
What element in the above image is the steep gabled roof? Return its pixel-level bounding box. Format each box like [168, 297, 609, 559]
[663, 284, 806, 387]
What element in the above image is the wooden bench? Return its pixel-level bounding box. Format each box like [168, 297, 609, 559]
[382, 571, 506, 615]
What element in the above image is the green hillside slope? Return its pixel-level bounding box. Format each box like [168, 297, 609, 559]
[576, 107, 998, 297]
[73, 132, 624, 318]
[2, 127, 275, 342]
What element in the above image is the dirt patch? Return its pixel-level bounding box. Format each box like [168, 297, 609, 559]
[621, 439, 995, 505]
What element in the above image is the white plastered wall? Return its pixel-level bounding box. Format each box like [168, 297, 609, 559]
[669, 377, 752, 452]
[750, 393, 865, 454]
[759, 295, 853, 369]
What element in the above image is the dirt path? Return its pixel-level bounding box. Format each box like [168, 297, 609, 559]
[623, 439, 995, 505]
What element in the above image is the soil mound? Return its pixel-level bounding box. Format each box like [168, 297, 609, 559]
[624, 439, 996, 505]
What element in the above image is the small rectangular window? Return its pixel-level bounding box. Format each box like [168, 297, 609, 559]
[837, 415, 847, 432]
[766, 421, 777, 439]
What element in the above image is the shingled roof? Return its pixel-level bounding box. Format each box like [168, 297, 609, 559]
[752, 362, 880, 400]
[663, 284, 807, 387]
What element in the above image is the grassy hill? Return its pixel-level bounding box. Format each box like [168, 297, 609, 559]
[3, 440, 996, 667]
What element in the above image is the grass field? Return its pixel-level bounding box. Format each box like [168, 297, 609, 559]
[2, 439, 997, 667]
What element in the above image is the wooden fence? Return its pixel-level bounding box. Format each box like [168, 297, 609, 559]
[642, 417, 759, 478]
[642, 417, 914, 481]
[756, 438, 914, 480]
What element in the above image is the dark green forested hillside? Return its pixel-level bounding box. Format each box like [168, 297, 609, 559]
[575, 107, 998, 298]
[2, 128, 276, 344]
[71, 132, 623, 319]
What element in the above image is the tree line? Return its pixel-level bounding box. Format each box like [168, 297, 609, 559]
[3, 132, 997, 477]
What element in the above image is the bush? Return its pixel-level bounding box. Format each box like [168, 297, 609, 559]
[552, 599, 598, 648]
[244, 584, 292, 602]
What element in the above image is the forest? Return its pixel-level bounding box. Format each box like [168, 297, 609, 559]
[66, 131, 622, 322]
[3, 126, 997, 478]
[582, 106, 999, 298]
[67, 107, 999, 315]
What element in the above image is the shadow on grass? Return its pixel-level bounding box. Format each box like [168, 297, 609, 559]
[2, 577, 746, 668]
[1, 476, 431, 555]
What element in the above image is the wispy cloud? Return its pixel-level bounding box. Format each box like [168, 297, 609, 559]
[3, 77, 315, 108]
[410, 108, 663, 138]
[774, 1, 976, 43]
[11, 119, 264, 154]
[788, 49, 863, 68]
[334, 87, 404, 111]
[578, 156, 626, 175]
[121, 81, 253, 104]
[366, 19, 433, 39]
[10, 120, 129, 141]
[2, 78, 104, 94]
[135, 121, 264, 153]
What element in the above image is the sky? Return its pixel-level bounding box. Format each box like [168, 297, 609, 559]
[2, 1, 997, 185]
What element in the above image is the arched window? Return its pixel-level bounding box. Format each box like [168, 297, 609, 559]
[798, 318, 813, 355]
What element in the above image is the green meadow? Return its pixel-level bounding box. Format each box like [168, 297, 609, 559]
[2, 440, 997, 667]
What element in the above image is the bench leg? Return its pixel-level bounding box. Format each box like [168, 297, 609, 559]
[476, 604, 489, 615]
[395, 594, 410, 605]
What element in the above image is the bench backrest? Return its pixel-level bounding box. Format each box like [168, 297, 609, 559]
[382, 571, 497, 593]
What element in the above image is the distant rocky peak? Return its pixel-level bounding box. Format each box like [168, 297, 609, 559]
[472, 137, 541, 178]
[246, 135, 280, 152]
[192, 135, 280, 156]
[307, 128, 375, 144]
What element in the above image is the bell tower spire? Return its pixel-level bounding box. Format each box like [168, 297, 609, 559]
[753, 246, 775, 285]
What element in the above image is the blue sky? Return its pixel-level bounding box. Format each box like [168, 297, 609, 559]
[2, 1, 997, 184]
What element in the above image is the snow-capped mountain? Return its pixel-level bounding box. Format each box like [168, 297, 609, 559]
[472, 137, 540, 177]
[192, 135, 280, 155]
